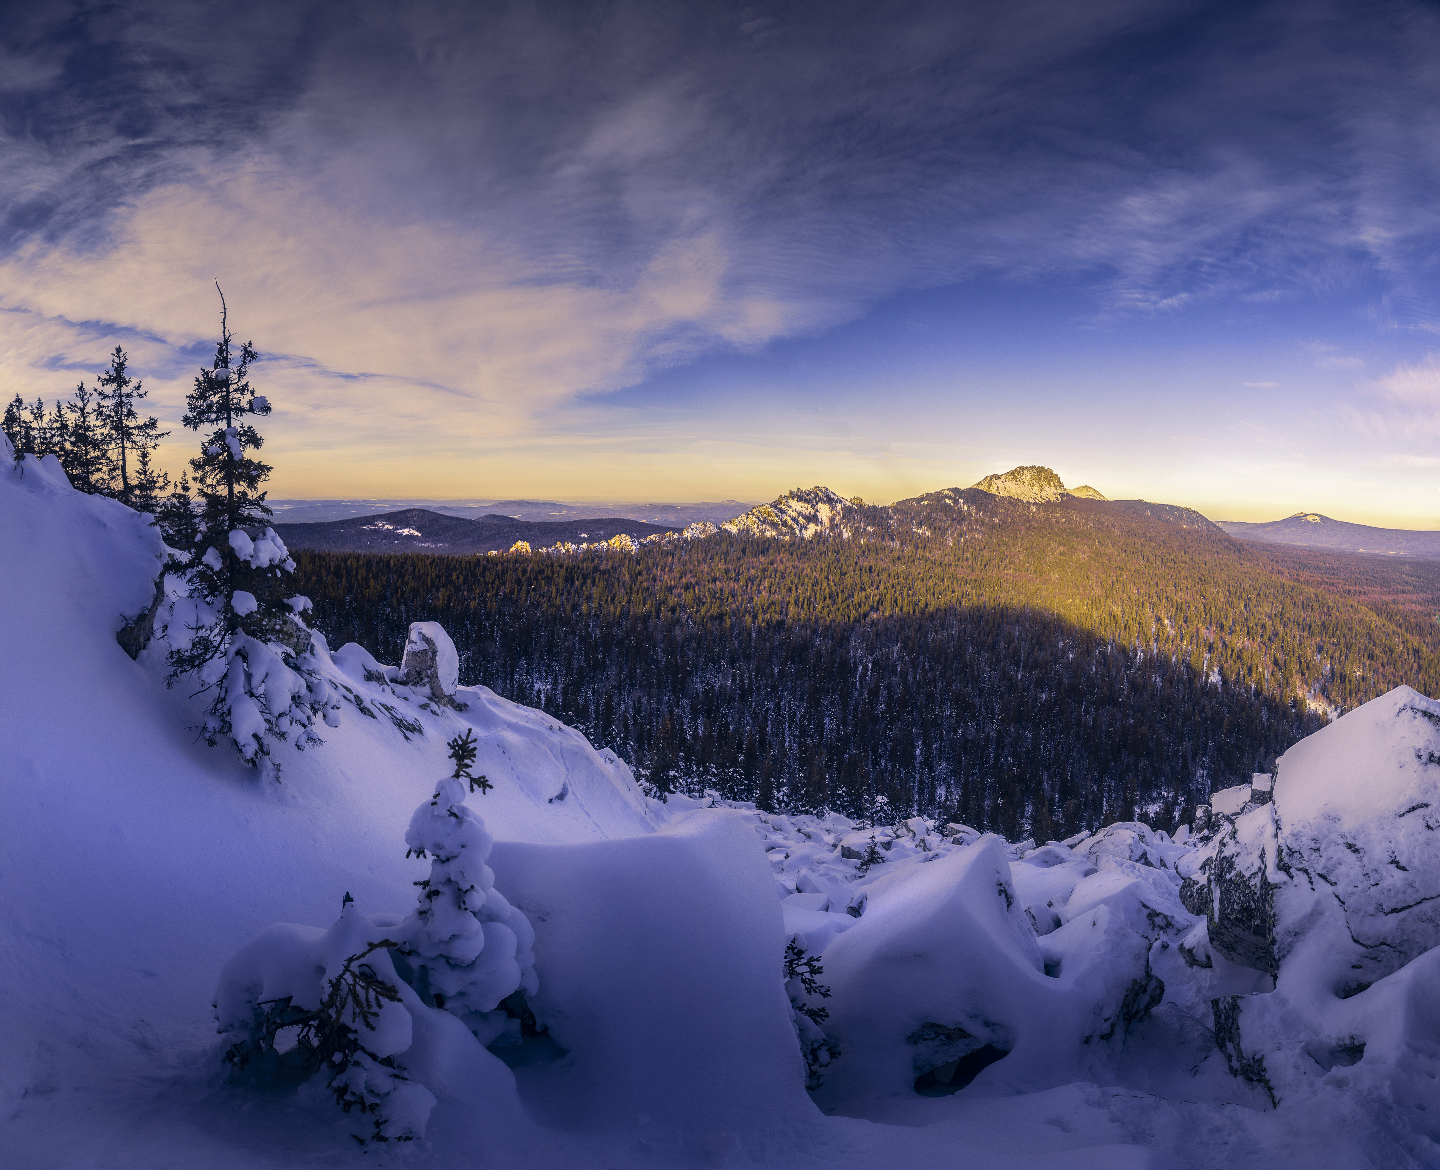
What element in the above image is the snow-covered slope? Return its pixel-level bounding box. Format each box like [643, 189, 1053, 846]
[3, 442, 1438, 1169]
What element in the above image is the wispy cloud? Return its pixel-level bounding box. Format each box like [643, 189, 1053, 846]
[6, 1, 1440, 496]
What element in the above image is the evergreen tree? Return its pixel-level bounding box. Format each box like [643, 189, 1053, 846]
[25, 398, 51, 455]
[783, 939, 839, 1089]
[3, 393, 31, 460]
[95, 345, 168, 507]
[62, 384, 110, 494]
[165, 286, 323, 779]
[856, 835, 885, 874]
[49, 399, 71, 466]
[399, 733, 538, 1024]
[157, 471, 200, 555]
[129, 445, 171, 516]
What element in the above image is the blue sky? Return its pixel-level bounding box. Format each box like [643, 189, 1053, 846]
[4, 0, 1440, 523]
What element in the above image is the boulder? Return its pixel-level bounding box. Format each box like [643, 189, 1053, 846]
[1179, 687, 1440, 1102]
[398, 621, 466, 710]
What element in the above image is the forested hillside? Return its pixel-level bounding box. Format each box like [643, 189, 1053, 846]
[293, 488, 1439, 837]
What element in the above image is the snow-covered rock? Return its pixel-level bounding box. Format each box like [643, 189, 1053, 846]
[399, 620, 464, 708]
[722, 487, 861, 540]
[1273, 686, 1440, 992]
[1177, 687, 1440, 1117]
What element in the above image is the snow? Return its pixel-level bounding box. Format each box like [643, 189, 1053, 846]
[3, 434, 1439, 1168]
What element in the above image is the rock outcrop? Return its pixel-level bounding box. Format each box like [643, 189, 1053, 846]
[722, 488, 862, 540]
[968, 466, 1108, 503]
[1180, 687, 1440, 1102]
[398, 621, 467, 710]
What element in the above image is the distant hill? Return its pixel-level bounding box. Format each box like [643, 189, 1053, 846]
[267, 498, 759, 526]
[275, 508, 678, 555]
[1218, 513, 1440, 559]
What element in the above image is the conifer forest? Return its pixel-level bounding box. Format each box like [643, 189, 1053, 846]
[293, 492, 1440, 838]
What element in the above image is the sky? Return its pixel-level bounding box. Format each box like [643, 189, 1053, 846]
[5, 1, 1440, 525]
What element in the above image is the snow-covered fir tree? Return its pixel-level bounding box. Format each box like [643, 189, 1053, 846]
[96, 346, 168, 508]
[398, 731, 538, 1030]
[164, 287, 324, 780]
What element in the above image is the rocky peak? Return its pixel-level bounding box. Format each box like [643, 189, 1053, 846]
[722, 486, 861, 540]
[969, 466, 1107, 503]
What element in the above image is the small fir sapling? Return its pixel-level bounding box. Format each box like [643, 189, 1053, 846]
[164, 285, 324, 780]
[397, 731, 537, 1036]
[217, 896, 436, 1144]
[299, 938, 423, 1143]
[446, 728, 492, 794]
[857, 834, 886, 874]
[784, 939, 840, 1089]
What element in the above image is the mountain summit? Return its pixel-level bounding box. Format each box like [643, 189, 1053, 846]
[969, 465, 1107, 503]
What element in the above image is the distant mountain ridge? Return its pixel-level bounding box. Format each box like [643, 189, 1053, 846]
[278, 468, 1210, 555]
[714, 469, 1204, 546]
[1219, 512, 1440, 559]
[275, 508, 679, 555]
[268, 497, 758, 526]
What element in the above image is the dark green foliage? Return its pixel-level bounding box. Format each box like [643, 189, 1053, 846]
[447, 728, 491, 794]
[224, 939, 416, 1143]
[96, 345, 168, 507]
[297, 940, 404, 1086]
[783, 939, 832, 1027]
[62, 384, 111, 493]
[129, 446, 171, 516]
[857, 835, 885, 874]
[784, 939, 838, 1088]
